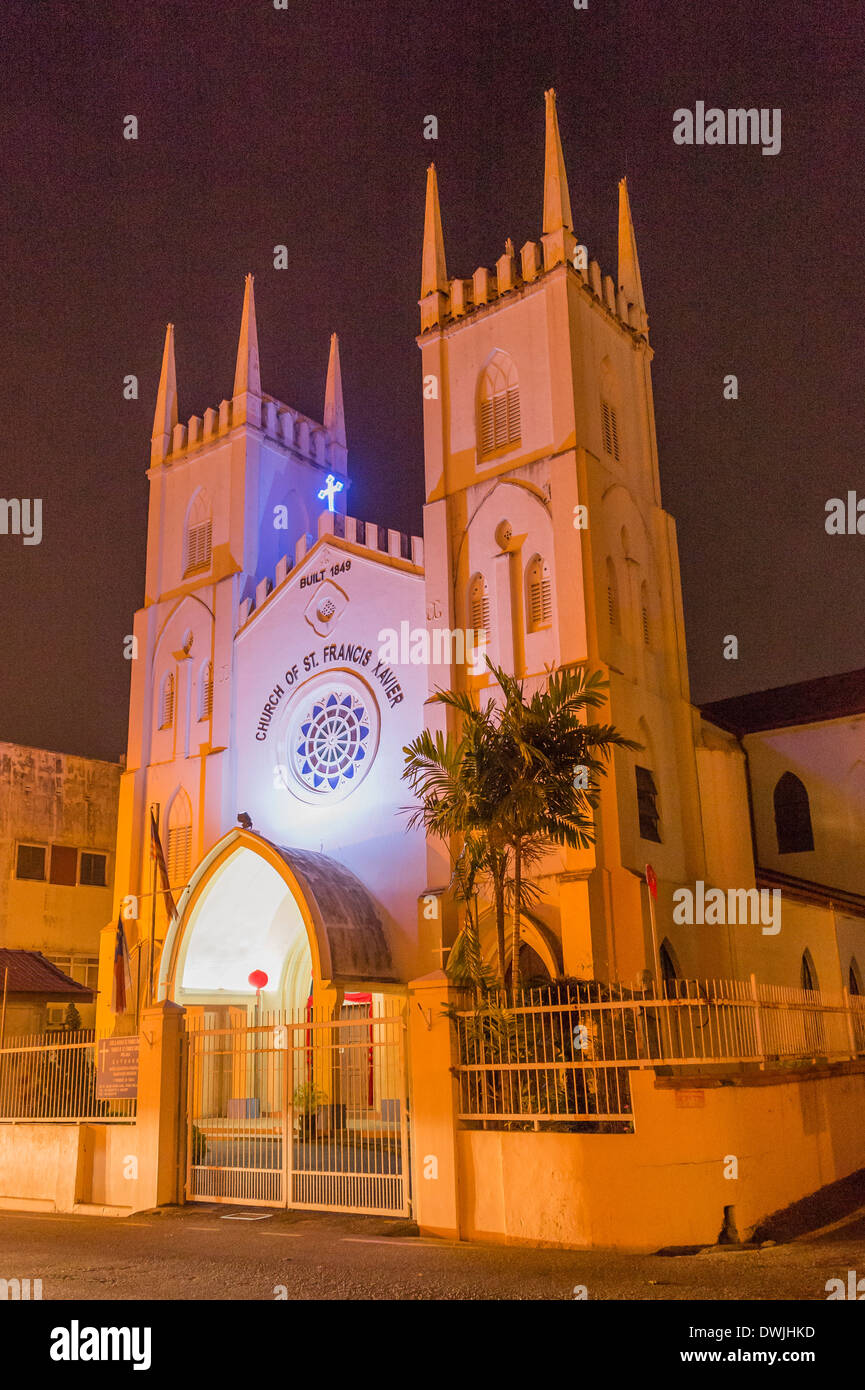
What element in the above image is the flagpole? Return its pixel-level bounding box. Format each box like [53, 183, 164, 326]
[0, 966, 8, 1050]
[148, 803, 159, 1008]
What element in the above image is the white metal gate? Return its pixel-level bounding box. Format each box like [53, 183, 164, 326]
[186, 1000, 410, 1216]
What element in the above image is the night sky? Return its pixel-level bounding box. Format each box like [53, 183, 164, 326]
[1, 0, 863, 762]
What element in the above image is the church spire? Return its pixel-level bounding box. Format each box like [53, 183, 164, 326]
[324, 332, 346, 455]
[617, 177, 647, 333]
[150, 323, 178, 464]
[420, 163, 448, 298]
[542, 88, 573, 234]
[232, 273, 261, 425]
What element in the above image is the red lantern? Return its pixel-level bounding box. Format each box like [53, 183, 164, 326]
[248, 970, 268, 991]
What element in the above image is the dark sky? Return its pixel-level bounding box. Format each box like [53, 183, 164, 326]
[1, 0, 863, 762]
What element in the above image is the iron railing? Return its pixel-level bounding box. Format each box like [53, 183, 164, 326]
[0, 1029, 137, 1122]
[454, 976, 865, 1127]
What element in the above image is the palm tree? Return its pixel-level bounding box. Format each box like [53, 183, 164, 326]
[432, 663, 638, 991]
[401, 717, 509, 982]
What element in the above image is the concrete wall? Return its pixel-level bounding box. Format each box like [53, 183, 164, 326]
[0, 1122, 139, 1214]
[455, 1066, 865, 1251]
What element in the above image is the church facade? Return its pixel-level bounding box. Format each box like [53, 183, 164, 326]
[97, 89, 865, 1033]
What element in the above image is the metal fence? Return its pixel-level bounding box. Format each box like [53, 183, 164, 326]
[186, 1002, 410, 1214]
[454, 977, 865, 1127]
[0, 1029, 137, 1122]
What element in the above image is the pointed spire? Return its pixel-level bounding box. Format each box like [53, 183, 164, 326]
[151, 323, 178, 464]
[324, 332, 346, 450]
[233, 273, 261, 398]
[420, 163, 448, 298]
[542, 89, 573, 234]
[617, 177, 647, 330]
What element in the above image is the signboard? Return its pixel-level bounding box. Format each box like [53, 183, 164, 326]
[96, 1037, 140, 1100]
[674, 1088, 705, 1109]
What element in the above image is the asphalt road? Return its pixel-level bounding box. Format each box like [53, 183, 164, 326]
[2, 1203, 865, 1301]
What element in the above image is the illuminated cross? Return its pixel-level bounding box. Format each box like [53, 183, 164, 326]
[317, 473, 344, 512]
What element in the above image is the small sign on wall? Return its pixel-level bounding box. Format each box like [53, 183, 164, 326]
[674, 1088, 705, 1109]
[96, 1037, 140, 1100]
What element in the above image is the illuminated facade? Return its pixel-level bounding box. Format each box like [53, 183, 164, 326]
[97, 90, 865, 1031]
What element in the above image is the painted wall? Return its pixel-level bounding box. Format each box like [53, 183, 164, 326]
[456, 1066, 865, 1251]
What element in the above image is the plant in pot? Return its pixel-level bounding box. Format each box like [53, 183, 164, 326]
[293, 1082, 327, 1138]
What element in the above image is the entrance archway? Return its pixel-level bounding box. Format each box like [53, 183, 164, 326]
[158, 828, 399, 1014]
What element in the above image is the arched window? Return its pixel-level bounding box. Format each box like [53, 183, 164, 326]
[478, 352, 520, 457]
[640, 581, 651, 647]
[166, 792, 192, 887]
[774, 772, 814, 854]
[659, 941, 678, 998]
[198, 660, 213, 721]
[606, 557, 619, 630]
[184, 490, 212, 576]
[800, 950, 818, 993]
[526, 555, 552, 631]
[469, 573, 491, 638]
[635, 764, 661, 842]
[159, 672, 175, 730]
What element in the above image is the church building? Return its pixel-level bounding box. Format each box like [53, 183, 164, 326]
[97, 89, 865, 1034]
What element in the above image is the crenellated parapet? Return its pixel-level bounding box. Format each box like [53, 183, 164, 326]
[418, 91, 649, 344]
[149, 280, 349, 472]
[236, 510, 424, 632]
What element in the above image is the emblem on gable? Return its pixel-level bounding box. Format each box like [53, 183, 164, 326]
[303, 578, 348, 636]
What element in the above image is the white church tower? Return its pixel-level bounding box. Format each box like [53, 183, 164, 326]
[418, 90, 711, 988]
[100, 278, 427, 1030]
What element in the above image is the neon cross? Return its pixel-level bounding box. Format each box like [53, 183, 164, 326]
[317, 474, 344, 512]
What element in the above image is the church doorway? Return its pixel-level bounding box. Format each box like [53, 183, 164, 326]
[169, 831, 410, 1214]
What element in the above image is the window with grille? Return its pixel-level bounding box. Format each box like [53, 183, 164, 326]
[774, 772, 814, 853]
[159, 673, 175, 729]
[635, 765, 661, 842]
[185, 519, 212, 575]
[16, 844, 46, 881]
[527, 556, 552, 631]
[199, 661, 213, 721]
[478, 353, 521, 457]
[601, 400, 620, 460]
[79, 852, 107, 887]
[469, 574, 491, 638]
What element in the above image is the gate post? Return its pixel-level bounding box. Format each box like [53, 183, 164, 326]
[134, 1000, 186, 1211]
[407, 971, 462, 1240]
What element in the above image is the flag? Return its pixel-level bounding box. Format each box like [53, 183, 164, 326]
[645, 863, 658, 901]
[150, 808, 178, 923]
[111, 914, 133, 1015]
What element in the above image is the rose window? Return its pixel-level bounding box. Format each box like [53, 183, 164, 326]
[292, 690, 371, 792]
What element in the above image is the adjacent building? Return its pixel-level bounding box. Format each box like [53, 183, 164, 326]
[0, 743, 120, 1028]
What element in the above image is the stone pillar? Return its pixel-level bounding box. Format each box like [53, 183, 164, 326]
[133, 1001, 186, 1211]
[407, 971, 462, 1239]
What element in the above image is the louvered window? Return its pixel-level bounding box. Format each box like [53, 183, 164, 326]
[159, 673, 175, 729]
[527, 557, 552, 631]
[478, 353, 521, 457]
[635, 765, 662, 843]
[469, 575, 491, 638]
[642, 606, 650, 646]
[167, 825, 191, 884]
[185, 519, 212, 575]
[199, 661, 213, 721]
[601, 400, 620, 461]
